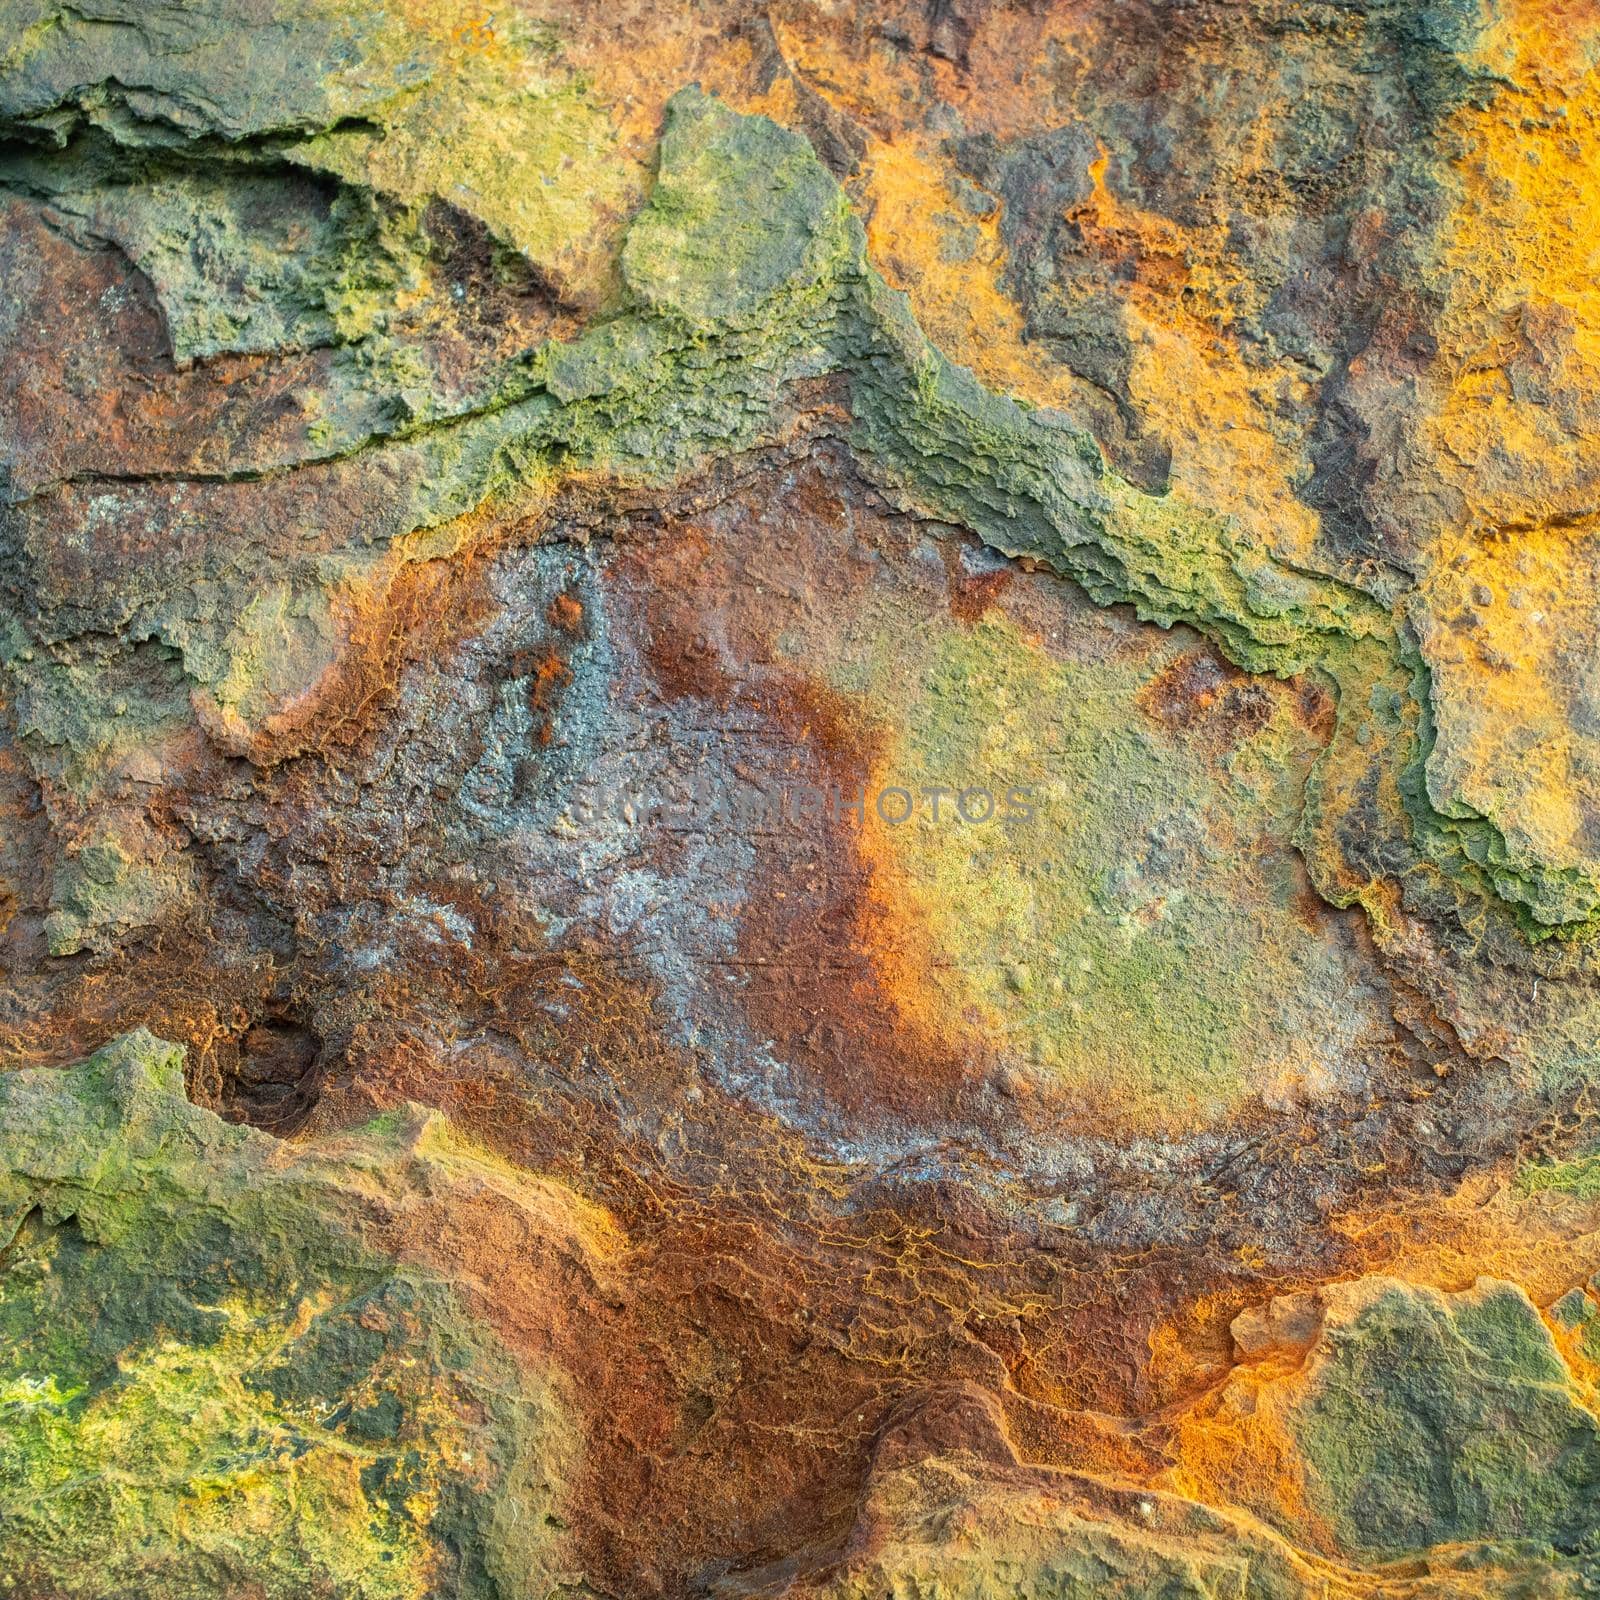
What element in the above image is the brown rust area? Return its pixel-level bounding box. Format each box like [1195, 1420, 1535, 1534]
[0, 193, 579, 497]
[7, 5, 1600, 1589]
[0, 430, 1575, 1595]
[940, 546, 1017, 624]
[1138, 646, 1278, 747]
[603, 449, 1005, 1128]
[0, 441, 1464, 1590]
[546, 589, 586, 633]
[287, 918, 1192, 1587]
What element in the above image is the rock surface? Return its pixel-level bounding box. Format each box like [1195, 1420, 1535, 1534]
[3, 1, 1600, 1595]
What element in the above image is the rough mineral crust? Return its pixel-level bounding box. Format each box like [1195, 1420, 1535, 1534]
[4, 1, 1600, 1596]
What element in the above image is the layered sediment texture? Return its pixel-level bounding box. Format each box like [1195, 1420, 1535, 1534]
[4, 2, 1600, 1595]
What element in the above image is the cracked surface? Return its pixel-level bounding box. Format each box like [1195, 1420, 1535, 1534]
[4, 1, 1600, 1595]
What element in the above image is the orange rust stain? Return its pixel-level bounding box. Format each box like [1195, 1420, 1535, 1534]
[547, 590, 586, 633]
[1137, 646, 1276, 749]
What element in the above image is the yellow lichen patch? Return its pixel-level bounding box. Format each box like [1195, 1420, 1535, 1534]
[829, 608, 1386, 1130]
[761, 13, 927, 140]
[296, 2, 640, 308]
[1413, 0, 1600, 537]
[1070, 149, 1250, 323]
[1414, 517, 1600, 910]
[1059, 152, 1336, 576]
[1033, 145, 1342, 583]
[1124, 307, 1327, 575]
[1391, 0, 1600, 926]
[1, 1294, 445, 1600]
[850, 130, 1110, 422]
[755, 19, 1334, 593]
[660, 13, 1108, 423]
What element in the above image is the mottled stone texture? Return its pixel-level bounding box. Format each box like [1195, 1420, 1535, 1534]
[4, 1, 1600, 1595]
